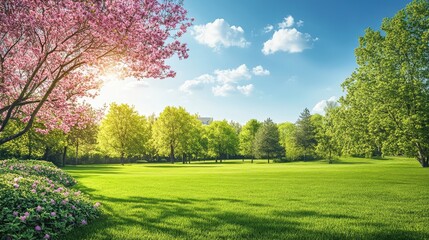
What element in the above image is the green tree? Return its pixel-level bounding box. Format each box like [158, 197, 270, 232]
[67, 122, 98, 165]
[152, 106, 199, 164]
[239, 119, 261, 163]
[315, 102, 340, 163]
[181, 115, 205, 163]
[341, 0, 429, 167]
[98, 103, 150, 165]
[206, 120, 239, 162]
[254, 118, 283, 163]
[295, 108, 317, 160]
[278, 122, 302, 161]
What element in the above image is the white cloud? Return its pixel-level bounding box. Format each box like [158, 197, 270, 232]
[312, 96, 338, 114]
[123, 77, 150, 89]
[179, 74, 215, 94]
[262, 16, 316, 55]
[252, 65, 270, 76]
[192, 19, 250, 50]
[264, 24, 274, 33]
[214, 64, 251, 84]
[237, 84, 254, 96]
[262, 28, 317, 55]
[179, 64, 269, 96]
[279, 15, 294, 29]
[212, 84, 235, 96]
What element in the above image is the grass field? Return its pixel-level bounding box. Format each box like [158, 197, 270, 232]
[63, 157, 429, 239]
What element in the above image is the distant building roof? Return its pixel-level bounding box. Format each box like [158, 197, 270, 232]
[198, 117, 213, 125]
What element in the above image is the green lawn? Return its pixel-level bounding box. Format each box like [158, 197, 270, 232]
[63, 157, 429, 239]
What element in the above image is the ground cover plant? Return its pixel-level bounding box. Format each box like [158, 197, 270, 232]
[63, 157, 429, 239]
[0, 160, 101, 239]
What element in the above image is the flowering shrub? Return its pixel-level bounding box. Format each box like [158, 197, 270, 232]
[0, 160, 101, 239]
[0, 159, 76, 187]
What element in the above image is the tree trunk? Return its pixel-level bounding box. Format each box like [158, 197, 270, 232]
[75, 139, 79, 165]
[170, 144, 175, 164]
[418, 155, 428, 168]
[43, 147, 50, 160]
[251, 155, 254, 164]
[422, 159, 428, 168]
[182, 153, 186, 164]
[62, 146, 67, 167]
[27, 133, 32, 159]
[416, 143, 428, 168]
[120, 152, 124, 165]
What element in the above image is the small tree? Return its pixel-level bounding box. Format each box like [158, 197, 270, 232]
[254, 118, 283, 163]
[98, 103, 150, 165]
[207, 120, 239, 162]
[278, 122, 302, 161]
[295, 108, 317, 161]
[315, 102, 340, 163]
[152, 106, 198, 164]
[239, 119, 261, 163]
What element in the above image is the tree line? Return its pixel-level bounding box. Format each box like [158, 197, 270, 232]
[0, 102, 323, 164]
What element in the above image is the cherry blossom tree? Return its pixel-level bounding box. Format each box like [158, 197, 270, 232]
[0, 0, 191, 144]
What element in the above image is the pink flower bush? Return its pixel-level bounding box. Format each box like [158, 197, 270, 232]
[0, 160, 102, 239]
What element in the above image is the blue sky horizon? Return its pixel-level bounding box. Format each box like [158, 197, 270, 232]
[90, 0, 411, 124]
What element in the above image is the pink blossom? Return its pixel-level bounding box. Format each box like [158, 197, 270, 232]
[19, 216, 27, 222]
[50, 212, 56, 217]
[74, 191, 81, 196]
[94, 202, 101, 208]
[13, 211, 19, 217]
[31, 189, 37, 193]
[50, 199, 56, 205]
[24, 212, 30, 217]
[81, 219, 87, 225]
[36, 206, 43, 212]
[13, 183, 19, 188]
[44, 234, 50, 239]
[35, 225, 42, 231]
[0, 0, 191, 142]
[71, 205, 77, 210]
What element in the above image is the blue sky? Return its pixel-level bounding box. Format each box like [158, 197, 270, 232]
[91, 0, 411, 124]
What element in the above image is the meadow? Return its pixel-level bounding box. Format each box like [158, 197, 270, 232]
[63, 157, 429, 239]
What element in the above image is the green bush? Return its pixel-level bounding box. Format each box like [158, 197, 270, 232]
[0, 159, 76, 187]
[0, 160, 100, 240]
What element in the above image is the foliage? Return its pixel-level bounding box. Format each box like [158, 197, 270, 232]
[0, 160, 100, 239]
[254, 118, 283, 162]
[0, 0, 191, 144]
[206, 120, 239, 161]
[295, 108, 317, 160]
[239, 119, 261, 159]
[340, 0, 429, 167]
[152, 106, 201, 163]
[315, 104, 341, 162]
[98, 103, 150, 164]
[278, 122, 302, 161]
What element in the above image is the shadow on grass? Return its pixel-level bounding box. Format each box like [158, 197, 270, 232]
[62, 194, 426, 240]
[331, 160, 373, 165]
[144, 165, 219, 168]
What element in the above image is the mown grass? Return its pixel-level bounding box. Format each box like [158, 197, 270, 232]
[63, 157, 429, 239]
